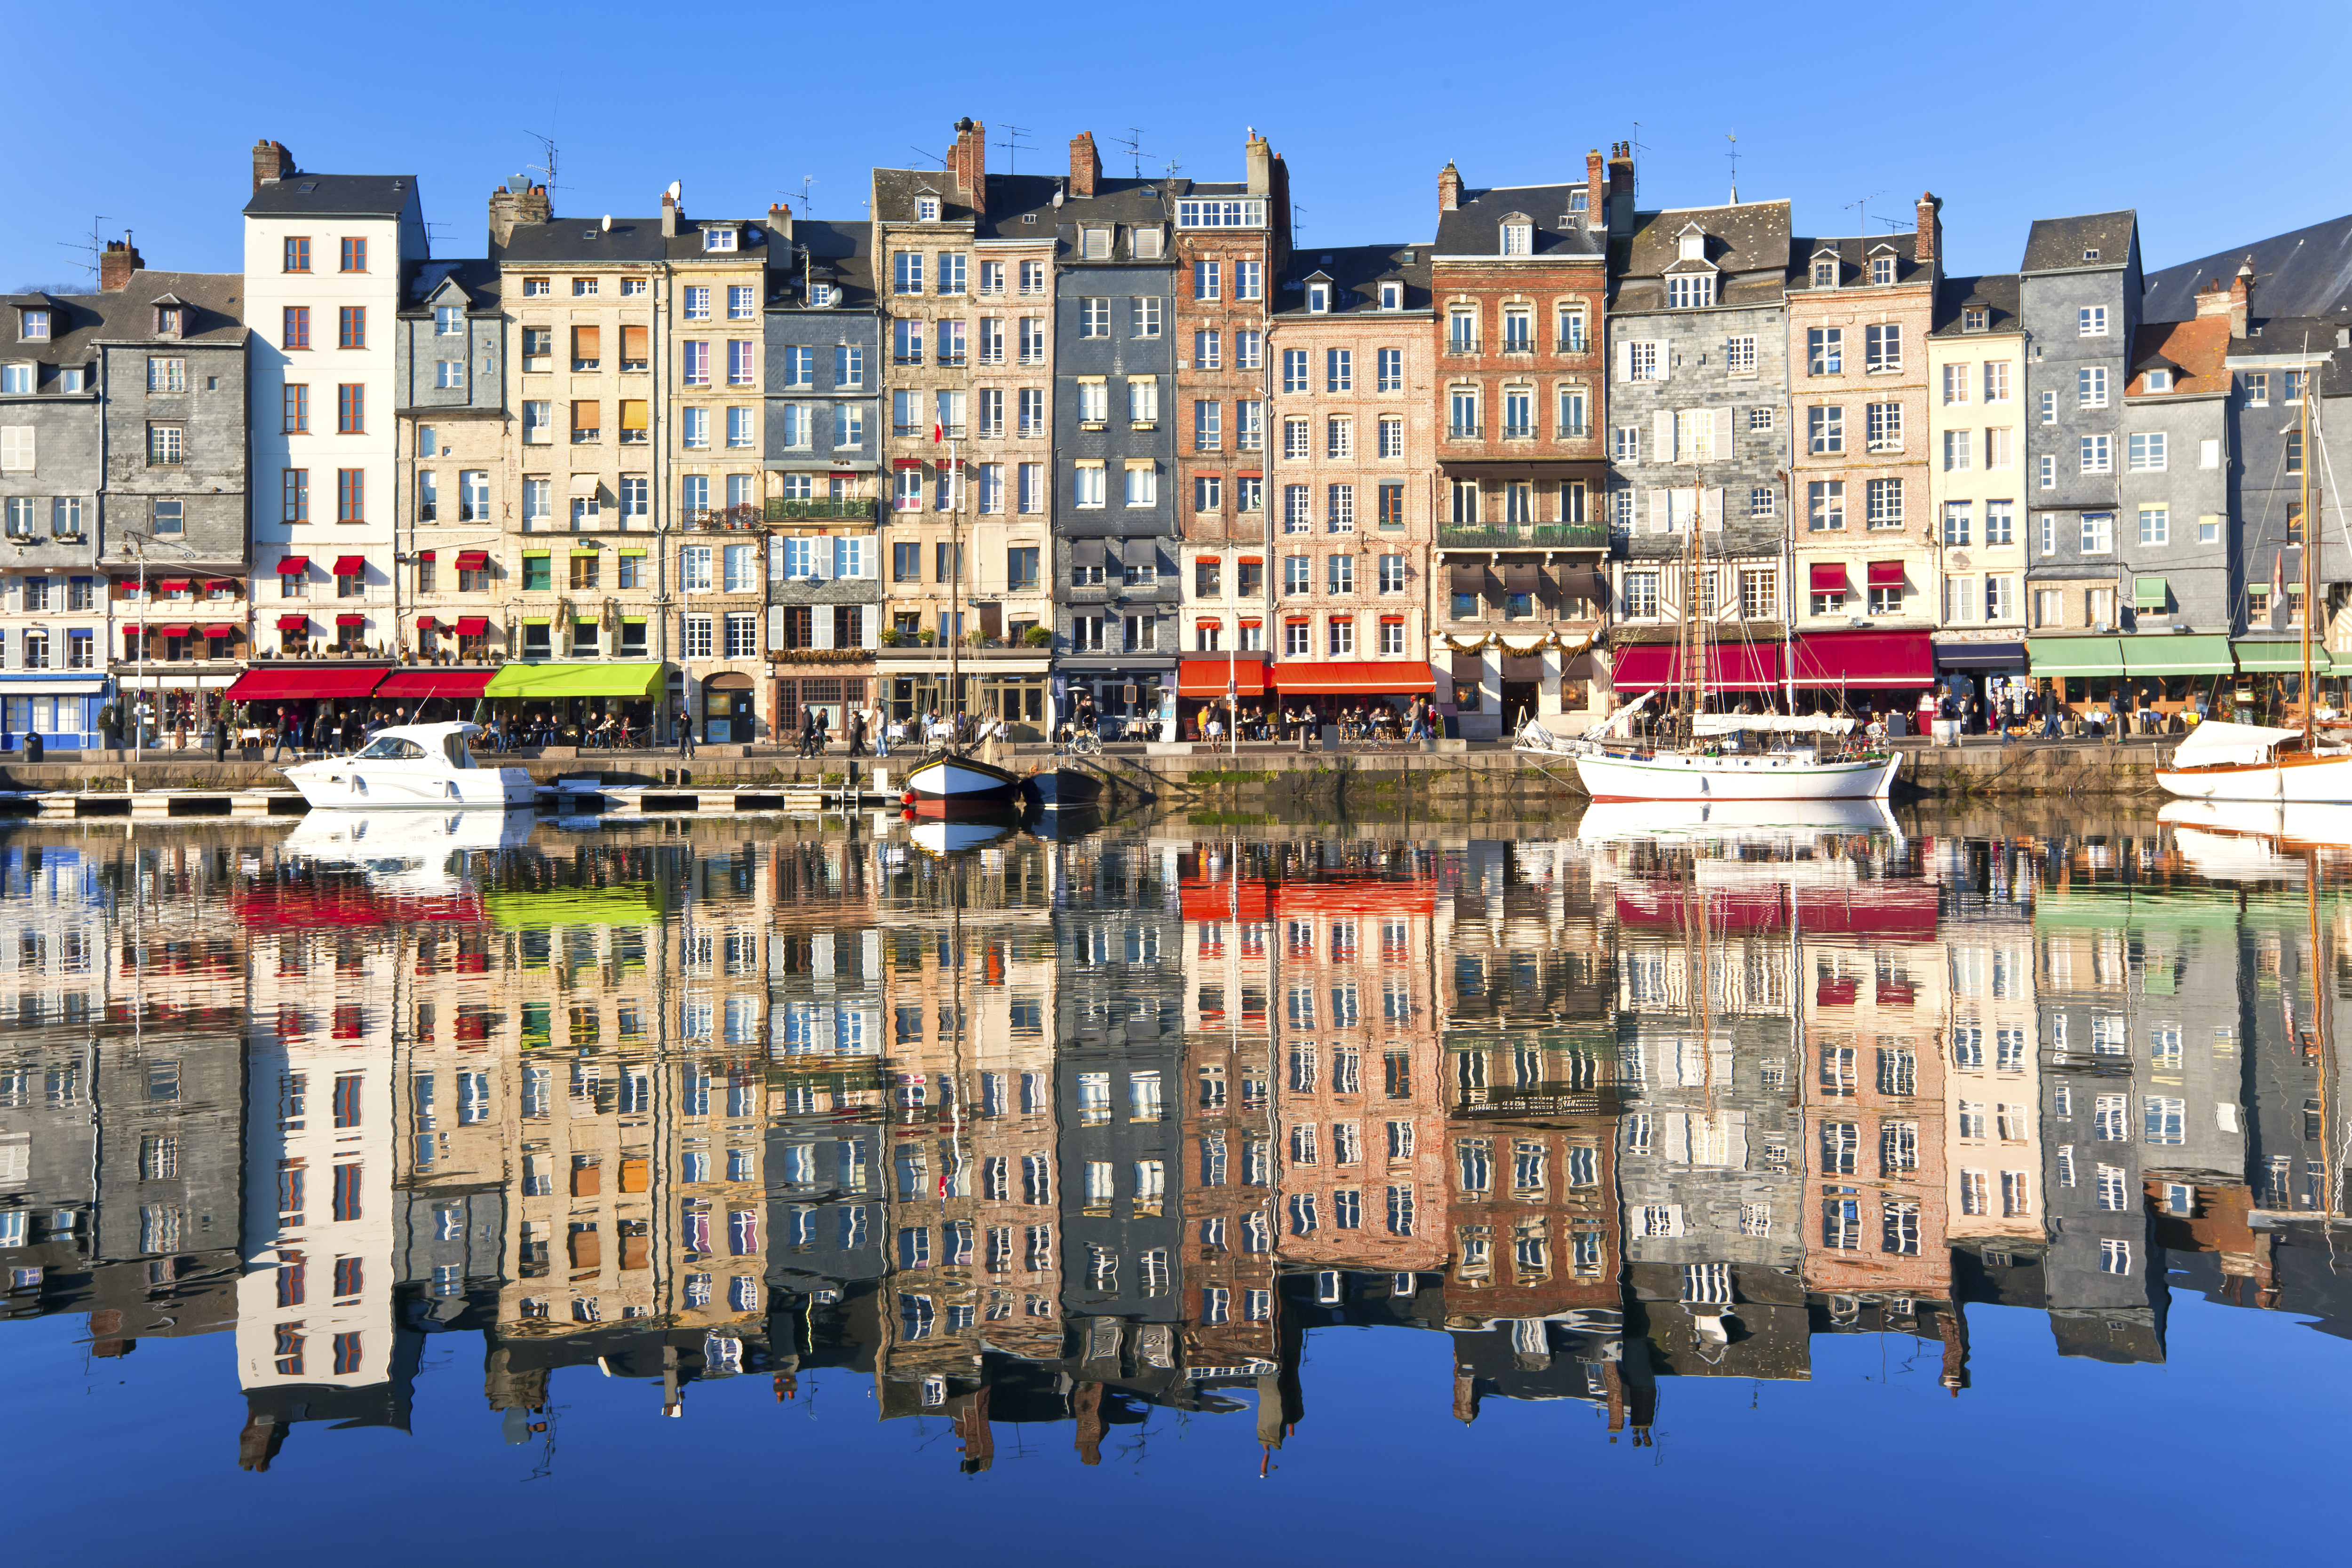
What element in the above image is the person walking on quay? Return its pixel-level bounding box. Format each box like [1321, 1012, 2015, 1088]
[676, 717, 697, 760]
[268, 706, 292, 762]
[846, 706, 868, 758]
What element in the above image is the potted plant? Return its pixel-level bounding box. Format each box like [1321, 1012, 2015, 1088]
[918, 628, 937, 646]
[1023, 625, 1054, 649]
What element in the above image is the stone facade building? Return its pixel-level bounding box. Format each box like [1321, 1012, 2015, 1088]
[1927, 273, 2030, 697]
[392, 254, 504, 707]
[1429, 151, 1613, 737]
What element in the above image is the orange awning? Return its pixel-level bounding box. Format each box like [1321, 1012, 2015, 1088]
[1267, 659, 1434, 696]
[1178, 658, 1266, 697]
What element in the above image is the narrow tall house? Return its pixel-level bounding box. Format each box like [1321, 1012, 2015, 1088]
[1605, 185, 1794, 718]
[1927, 272, 2030, 692]
[1783, 194, 1941, 716]
[243, 141, 423, 679]
[1049, 133, 1181, 736]
[1428, 149, 1611, 738]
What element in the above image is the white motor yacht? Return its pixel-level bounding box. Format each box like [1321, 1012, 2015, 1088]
[282, 722, 537, 810]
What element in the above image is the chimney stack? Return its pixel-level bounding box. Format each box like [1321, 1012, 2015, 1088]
[2231, 256, 2254, 339]
[950, 117, 987, 216]
[1584, 149, 1605, 229]
[2194, 276, 2233, 319]
[1606, 142, 1635, 236]
[768, 202, 795, 244]
[1438, 161, 1462, 214]
[251, 138, 294, 194]
[660, 181, 682, 238]
[100, 234, 144, 292]
[1914, 191, 1943, 269]
[1068, 132, 1100, 198]
[1246, 127, 1273, 196]
[488, 182, 552, 249]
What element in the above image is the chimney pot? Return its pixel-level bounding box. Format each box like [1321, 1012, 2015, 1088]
[250, 138, 294, 194]
[1069, 132, 1100, 199]
[1914, 191, 1943, 269]
[100, 234, 144, 292]
[1438, 161, 1462, 214]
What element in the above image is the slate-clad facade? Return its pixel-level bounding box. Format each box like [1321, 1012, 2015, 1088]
[1051, 142, 1179, 738]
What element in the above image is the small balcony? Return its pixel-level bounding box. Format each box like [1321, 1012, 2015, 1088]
[1448, 424, 1482, 440]
[763, 497, 878, 523]
[1439, 523, 1609, 550]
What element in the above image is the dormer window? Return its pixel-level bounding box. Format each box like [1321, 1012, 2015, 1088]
[19, 309, 51, 341]
[1962, 306, 1988, 333]
[1131, 228, 1163, 260]
[808, 282, 835, 308]
[1812, 258, 1838, 288]
[153, 305, 184, 338]
[1568, 191, 1589, 214]
[1870, 256, 1895, 285]
[1500, 223, 1533, 256]
[1666, 274, 1715, 309]
[1081, 229, 1111, 260]
[917, 197, 941, 222]
[2145, 368, 2174, 392]
[1677, 229, 1706, 262]
[1308, 282, 1331, 314]
[702, 225, 739, 252]
[1379, 281, 1402, 310]
[2082, 248, 2100, 261]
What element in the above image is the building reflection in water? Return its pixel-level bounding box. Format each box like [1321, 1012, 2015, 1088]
[4, 809, 2352, 1471]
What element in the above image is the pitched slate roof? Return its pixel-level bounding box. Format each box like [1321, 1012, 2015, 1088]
[1930, 272, 2022, 337]
[1271, 244, 1432, 318]
[493, 218, 667, 265]
[2142, 211, 2352, 325]
[243, 174, 415, 218]
[1434, 183, 1605, 259]
[781, 219, 876, 309]
[1786, 232, 1928, 291]
[2019, 211, 2137, 274]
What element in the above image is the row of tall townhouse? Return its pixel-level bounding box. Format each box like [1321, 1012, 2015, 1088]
[14, 135, 2352, 748]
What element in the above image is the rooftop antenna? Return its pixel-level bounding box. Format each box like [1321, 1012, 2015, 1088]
[57, 215, 110, 283]
[523, 130, 565, 193]
[1112, 127, 1152, 179]
[993, 123, 1035, 177]
[1629, 122, 1652, 202]
[1291, 201, 1305, 243]
[1724, 130, 1740, 205]
[907, 144, 948, 171]
[1845, 190, 1886, 236]
[777, 177, 817, 215]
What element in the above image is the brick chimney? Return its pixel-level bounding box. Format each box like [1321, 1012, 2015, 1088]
[2231, 255, 2254, 338]
[1438, 161, 1462, 214]
[2194, 276, 2233, 319]
[1069, 132, 1100, 198]
[1584, 149, 1605, 229]
[1607, 142, 1636, 236]
[251, 138, 294, 194]
[660, 181, 681, 238]
[100, 235, 144, 292]
[487, 181, 552, 249]
[1246, 127, 1273, 196]
[950, 117, 987, 216]
[1914, 191, 1943, 269]
[767, 202, 794, 245]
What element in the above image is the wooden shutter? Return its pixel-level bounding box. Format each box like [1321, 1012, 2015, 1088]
[766, 605, 785, 650]
[814, 535, 835, 579]
[1615, 341, 1631, 382]
[1714, 406, 1734, 454]
[861, 604, 879, 647]
[572, 399, 599, 432]
[572, 325, 599, 360]
[621, 324, 649, 361]
[1653, 409, 1677, 462]
[1649, 489, 1671, 532]
[1701, 486, 1724, 531]
[813, 601, 834, 649]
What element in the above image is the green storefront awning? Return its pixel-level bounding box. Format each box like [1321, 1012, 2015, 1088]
[483, 661, 667, 699]
[2134, 575, 2169, 609]
[2120, 634, 2233, 676]
[2028, 637, 2123, 676]
[2232, 641, 2336, 675]
[485, 884, 661, 929]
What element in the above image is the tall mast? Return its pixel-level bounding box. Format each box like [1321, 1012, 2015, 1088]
[2303, 372, 2315, 751]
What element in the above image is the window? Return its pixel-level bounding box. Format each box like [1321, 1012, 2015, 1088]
[1985, 360, 2010, 401]
[1807, 480, 1845, 532]
[1866, 478, 1903, 528]
[1807, 405, 1845, 454]
[147, 424, 184, 465]
[1944, 429, 1971, 471]
[1130, 297, 1162, 337]
[1666, 273, 1714, 309]
[1866, 401, 1902, 452]
[2079, 306, 2108, 337]
[339, 236, 367, 273]
[2244, 372, 2270, 406]
[1807, 327, 1843, 376]
[1943, 502, 1972, 546]
[2039, 453, 2057, 490]
[337, 306, 365, 349]
[2079, 365, 2108, 408]
[1865, 323, 1901, 372]
[2081, 512, 2114, 553]
[2080, 434, 2112, 474]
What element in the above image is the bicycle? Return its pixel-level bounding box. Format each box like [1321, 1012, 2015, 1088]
[1064, 729, 1103, 758]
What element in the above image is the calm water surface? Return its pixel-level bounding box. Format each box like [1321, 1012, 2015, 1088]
[4, 802, 2351, 1564]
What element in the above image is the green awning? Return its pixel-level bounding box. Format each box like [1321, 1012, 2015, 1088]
[2120, 634, 2233, 676]
[485, 885, 661, 928]
[2231, 641, 2335, 675]
[2134, 576, 2169, 609]
[483, 661, 667, 699]
[2028, 637, 2123, 676]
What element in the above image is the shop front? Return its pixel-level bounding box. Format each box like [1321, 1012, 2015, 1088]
[1789, 630, 1936, 719]
[0, 673, 110, 751]
[375, 667, 498, 724]
[1609, 642, 1787, 714]
[1265, 658, 1436, 739]
[702, 672, 755, 742]
[877, 657, 1054, 740]
[2231, 640, 2336, 724]
[1176, 655, 1268, 741]
[1055, 656, 1176, 742]
[1932, 640, 2031, 733]
[221, 665, 395, 750]
[481, 662, 665, 748]
[776, 668, 871, 740]
[2026, 637, 2123, 731]
[114, 670, 242, 748]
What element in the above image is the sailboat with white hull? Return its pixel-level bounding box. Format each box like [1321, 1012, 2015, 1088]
[1538, 510, 1897, 802]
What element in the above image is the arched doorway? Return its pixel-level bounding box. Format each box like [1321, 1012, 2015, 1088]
[702, 671, 755, 743]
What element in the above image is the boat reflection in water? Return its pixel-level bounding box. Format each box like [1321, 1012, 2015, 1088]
[6, 807, 2352, 1528]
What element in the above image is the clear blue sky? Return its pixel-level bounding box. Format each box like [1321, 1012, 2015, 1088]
[9, 0, 2351, 291]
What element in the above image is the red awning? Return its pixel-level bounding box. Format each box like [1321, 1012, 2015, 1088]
[1611, 642, 1785, 692]
[377, 668, 496, 700]
[414, 550, 436, 562]
[277, 615, 309, 632]
[1809, 562, 1849, 593]
[1616, 882, 1788, 932]
[1180, 881, 1272, 923]
[335, 614, 366, 627]
[1790, 630, 1936, 688]
[1268, 659, 1435, 695]
[1272, 876, 1436, 918]
[1867, 560, 1907, 588]
[155, 624, 191, 638]
[892, 458, 924, 469]
[223, 667, 391, 702]
[205, 579, 237, 593]
[453, 550, 490, 570]
[154, 579, 190, 592]
[275, 556, 309, 575]
[200, 624, 235, 638]
[1178, 658, 1267, 697]
[1795, 884, 1939, 940]
[454, 616, 490, 635]
[416, 616, 437, 630]
[333, 555, 366, 575]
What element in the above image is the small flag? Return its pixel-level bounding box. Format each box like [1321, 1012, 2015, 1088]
[932, 422, 944, 443]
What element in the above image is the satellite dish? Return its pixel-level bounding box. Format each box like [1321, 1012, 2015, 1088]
[601, 215, 612, 232]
